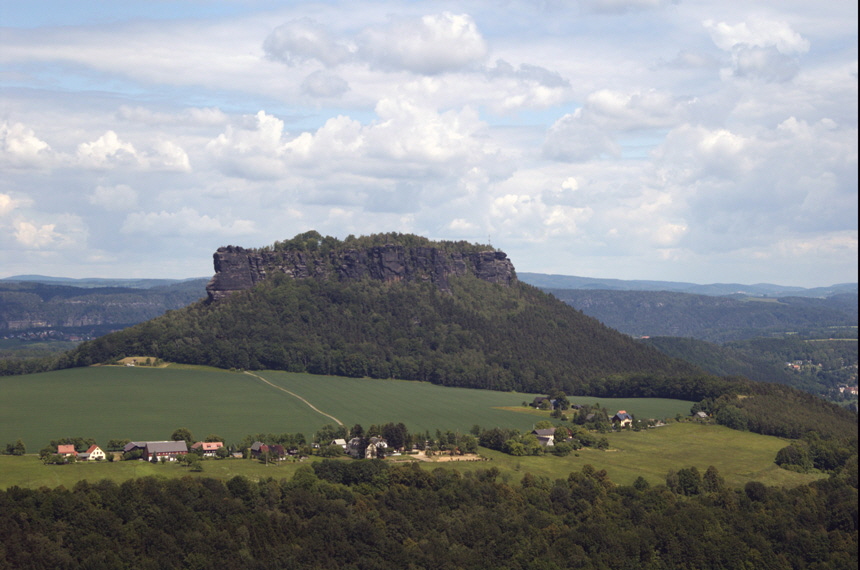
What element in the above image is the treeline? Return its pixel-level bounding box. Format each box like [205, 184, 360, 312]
[266, 230, 495, 255]
[53, 275, 699, 394]
[1, 459, 856, 569]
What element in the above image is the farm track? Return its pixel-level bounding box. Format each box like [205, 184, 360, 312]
[243, 371, 344, 426]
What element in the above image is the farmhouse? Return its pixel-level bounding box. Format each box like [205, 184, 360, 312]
[144, 441, 188, 462]
[330, 438, 347, 450]
[612, 411, 633, 428]
[250, 441, 269, 458]
[365, 436, 388, 459]
[57, 444, 77, 457]
[191, 441, 224, 457]
[78, 445, 106, 461]
[532, 428, 556, 447]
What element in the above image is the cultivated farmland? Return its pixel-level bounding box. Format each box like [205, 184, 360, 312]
[0, 364, 696, 446]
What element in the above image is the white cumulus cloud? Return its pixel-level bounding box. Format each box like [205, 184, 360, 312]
[358, 12, 488, 74]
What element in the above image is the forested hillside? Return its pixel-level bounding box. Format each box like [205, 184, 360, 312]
[57, 274, 699, 394]
[542, 289, 857, 342]
[643, 336, 858, 400]
[0, 279, 208, 337]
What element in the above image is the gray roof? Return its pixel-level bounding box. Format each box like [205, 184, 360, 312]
[124, 441, 171, 453]
[145, 441, 188, 454]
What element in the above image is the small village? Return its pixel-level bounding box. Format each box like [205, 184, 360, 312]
[33, 396, 682, 469]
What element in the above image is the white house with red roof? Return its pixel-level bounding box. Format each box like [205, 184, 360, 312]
[79, 445, 106, 461]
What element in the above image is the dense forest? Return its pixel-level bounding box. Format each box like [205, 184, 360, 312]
[642, 336, 858, 400]
[1, 459, 856, 569]
[47, 274, 700, 395]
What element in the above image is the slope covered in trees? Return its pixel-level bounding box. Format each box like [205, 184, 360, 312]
[0, 279, 208, 336]
[59, 272, 699, 395]
[643, 336, 858, 399]
[542, 288, 857, 342]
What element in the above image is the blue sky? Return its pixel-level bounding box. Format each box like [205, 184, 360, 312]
[1, 0, 857, 286]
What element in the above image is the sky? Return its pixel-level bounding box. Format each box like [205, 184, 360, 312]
[0, 0, 857, 287]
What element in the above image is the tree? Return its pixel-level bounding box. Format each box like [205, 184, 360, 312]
[550, 390, 570, 410]
[204, 434, 223, 442]
[715, 405, 748, 431]
[702, 466, 726, 493]
[171, 428, 194, 445]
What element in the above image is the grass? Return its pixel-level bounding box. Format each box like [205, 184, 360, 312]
[0, 422, 824, 491]
[0, 365, 694, 447]
[0, 364, 825, 491]
[0, 455, 316, 490]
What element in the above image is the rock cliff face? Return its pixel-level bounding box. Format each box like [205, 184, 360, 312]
[205, 242, 516, 302]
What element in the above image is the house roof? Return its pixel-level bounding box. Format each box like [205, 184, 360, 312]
[533, 428, 556, 437]
[613, 412, 632, 421]
[124, 441, 169, 453]
[331, 439, 347, 446]
[58, 444, 77, 455]
[85, 445, 101, 454]
[250, 441, 268, 452]
[192, 441, 223, 451]
[145, 441, 188, 454]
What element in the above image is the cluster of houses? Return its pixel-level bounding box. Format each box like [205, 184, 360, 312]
[57, 444, 106, 461]
[121, 440, 228, 461]
[50, 402, 660, 464]
[55, 440, 229, 462]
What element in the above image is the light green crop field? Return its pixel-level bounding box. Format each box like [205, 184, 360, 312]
[0, 364, 826, 491]
[0, 365, 694, 447]
[0, 422, 822, 490]
[470, 422, 824, 488]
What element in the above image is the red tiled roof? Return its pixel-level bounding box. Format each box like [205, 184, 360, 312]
[58, 444, 77, 455]
[192, 441, 224, 451]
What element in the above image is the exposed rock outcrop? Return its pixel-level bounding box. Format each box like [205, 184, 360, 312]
[205, 240, 516, 302]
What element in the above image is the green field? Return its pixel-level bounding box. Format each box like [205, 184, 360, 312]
[0, 422, 822, 491]
[1, 364, 823, 492]
[0, 365, 694, 447]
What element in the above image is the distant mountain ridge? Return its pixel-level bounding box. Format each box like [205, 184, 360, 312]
[1, 275, 208, 289]
[537, 288, 857, 343]
[0, 279, 209, 336]
[518, 272, 857, 298]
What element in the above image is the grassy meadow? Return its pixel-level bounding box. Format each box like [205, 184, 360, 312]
[0, 364, 694, 446]
[0, 363, 824, 491]
[0, 421, 822, 491]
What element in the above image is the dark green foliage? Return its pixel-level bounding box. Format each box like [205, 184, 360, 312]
[3, 440, 25, 456]
[545, 288, 857, 342]
[58, 271, 700, 394]
[2, 463, 855, 569]
[645, 335, 858, 398]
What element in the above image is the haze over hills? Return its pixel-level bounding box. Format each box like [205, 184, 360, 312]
[517, 272, 858, 298]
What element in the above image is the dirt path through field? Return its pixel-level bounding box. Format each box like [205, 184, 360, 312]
[243, 371, 344, 427]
